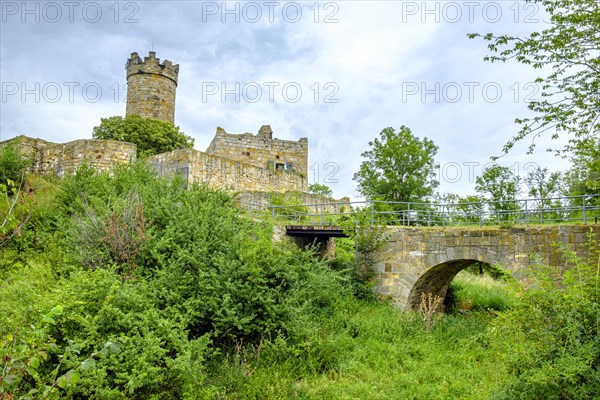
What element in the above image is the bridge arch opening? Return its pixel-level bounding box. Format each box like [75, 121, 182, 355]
[407, 259, 508, 312]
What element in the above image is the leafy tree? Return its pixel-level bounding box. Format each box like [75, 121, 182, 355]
[524, 166, 563, 200]
[475, 165, 521, 218]
[523, 166, 567, 221]
[456, 195, 485, 223]
[524, 166, 565, 213]
[565, 139, 600, 218]
[308, 182, 333, 197]
[469, 0, 600, 156]
[430, 193, 484, 225]
[92, 115, 194, 157]
[353, 126, 439, 205]
[566, 138, 600, 196]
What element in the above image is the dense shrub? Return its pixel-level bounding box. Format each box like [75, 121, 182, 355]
[0, 143, 31, 184]
[1, 162, 350, 399]
[486, 239, 600, 399]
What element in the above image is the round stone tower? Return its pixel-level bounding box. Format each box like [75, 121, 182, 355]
[125, 51, 179, 124]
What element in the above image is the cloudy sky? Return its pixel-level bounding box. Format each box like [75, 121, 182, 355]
[0, 0, 571, 200]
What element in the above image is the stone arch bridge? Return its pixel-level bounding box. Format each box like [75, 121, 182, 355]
[371, 225, 600, 310]
[287, 224, 600, 311]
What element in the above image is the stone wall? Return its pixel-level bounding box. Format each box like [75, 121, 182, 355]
[236, 191, 350, 214]
[2, 134, 310, 194]
[147, 148, 307, 192]
[1, 135, 137, 177]
[206, 126, 308, 177]
[126, 51, 179, 124]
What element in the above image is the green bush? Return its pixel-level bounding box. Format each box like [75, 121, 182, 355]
[0, 143, 31, 184]
[486, 238, 600, 399]
[1, 162, 353, 398]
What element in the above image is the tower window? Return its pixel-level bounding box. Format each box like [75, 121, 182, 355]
[275, 155, 280, 159]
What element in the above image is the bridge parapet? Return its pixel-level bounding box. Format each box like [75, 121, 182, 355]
[248, 194, 600, 227]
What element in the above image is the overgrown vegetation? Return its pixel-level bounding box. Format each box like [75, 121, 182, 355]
[445, 270, 518, 313]
[0, 144, 35, 247]
[0, 144, 31, 185]
[1, 161, 598, 399]
[486, 239, 600, 399]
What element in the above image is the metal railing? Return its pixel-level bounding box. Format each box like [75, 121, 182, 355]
[237, 194, 600, 227]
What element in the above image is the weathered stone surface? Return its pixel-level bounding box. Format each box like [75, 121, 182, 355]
[126, 51, 178, 124]
[147, 148, 307, 193]
[236, 191, 350, 214]
[206, 126, 308, 178]
[1, 135, 136, 176]
[370, 225, 600, 311]
[2, 132, 313, 196]
[147, 125, 314, 194]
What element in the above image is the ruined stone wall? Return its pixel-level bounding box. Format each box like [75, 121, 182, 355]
[148, 148, 307, 193]
[206, 126, 308, 177]
[2, 134, 309, 194]
[1, 135, 137, 177]
[236, 191, 350, 214]
[126, 51, 179, 124]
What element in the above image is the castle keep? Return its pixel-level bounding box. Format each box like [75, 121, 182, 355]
[1, 51, 314, 196]
[126, 51, 179, 124]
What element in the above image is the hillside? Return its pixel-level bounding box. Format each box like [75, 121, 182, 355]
[1, 163, 599, 399]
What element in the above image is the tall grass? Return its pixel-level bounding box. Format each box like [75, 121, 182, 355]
[203, 297, 509, 399]
[204, 265, 524, 398]
[447, 271, 519, 312]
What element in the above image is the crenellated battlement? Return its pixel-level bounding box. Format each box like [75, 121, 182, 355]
[126, 51, 179, 85]
[126, 51, 178, 123]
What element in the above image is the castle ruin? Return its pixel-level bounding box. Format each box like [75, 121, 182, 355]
[1, 51, 330, 200]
